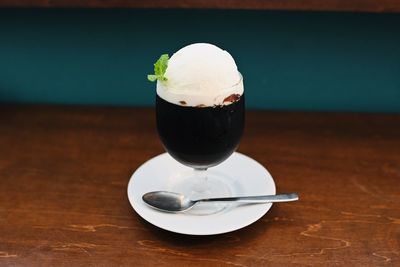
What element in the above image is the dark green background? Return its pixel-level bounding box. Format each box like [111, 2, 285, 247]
[0, 9, 399, 112]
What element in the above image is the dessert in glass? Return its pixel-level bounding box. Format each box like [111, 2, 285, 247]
[148, 43, 244, 214]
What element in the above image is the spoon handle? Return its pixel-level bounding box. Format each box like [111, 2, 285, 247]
[196, 193, 299, 203]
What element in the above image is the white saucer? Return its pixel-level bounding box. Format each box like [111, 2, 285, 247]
[127, 152, 276, 235]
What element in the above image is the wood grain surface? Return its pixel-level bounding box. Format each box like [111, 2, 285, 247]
[1, 0, 400, 13]
[0, 105, 399, 266]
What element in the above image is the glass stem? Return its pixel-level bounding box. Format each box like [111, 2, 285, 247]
[192, 168, 208, 193]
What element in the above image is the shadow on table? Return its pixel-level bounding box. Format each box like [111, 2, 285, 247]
[136, 204, 279, 247]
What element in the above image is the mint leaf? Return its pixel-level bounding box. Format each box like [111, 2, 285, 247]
[147, 75, 158, 82]
[147, 54, 169, 82]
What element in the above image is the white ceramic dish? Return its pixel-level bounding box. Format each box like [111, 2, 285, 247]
[127, 152, 276, 235]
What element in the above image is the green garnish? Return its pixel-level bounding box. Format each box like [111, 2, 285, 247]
[147, 54, 169, 82]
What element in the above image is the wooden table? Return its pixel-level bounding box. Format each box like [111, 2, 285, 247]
[1, 105, 399, 266]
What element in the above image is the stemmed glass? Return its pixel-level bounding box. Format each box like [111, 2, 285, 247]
[156, 77, 245, 214]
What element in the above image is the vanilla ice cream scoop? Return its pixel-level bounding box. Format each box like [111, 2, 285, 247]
[156, 43, 243, 107]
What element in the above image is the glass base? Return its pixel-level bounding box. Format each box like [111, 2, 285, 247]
[169, 169, 233, 215]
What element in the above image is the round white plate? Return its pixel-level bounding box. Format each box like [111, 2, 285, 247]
[127, 152, 276, 235]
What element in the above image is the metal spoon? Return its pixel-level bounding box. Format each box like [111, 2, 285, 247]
[142, 191, 299, 212]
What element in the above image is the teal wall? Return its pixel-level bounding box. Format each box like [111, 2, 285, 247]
[0, 9, 399, 112]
